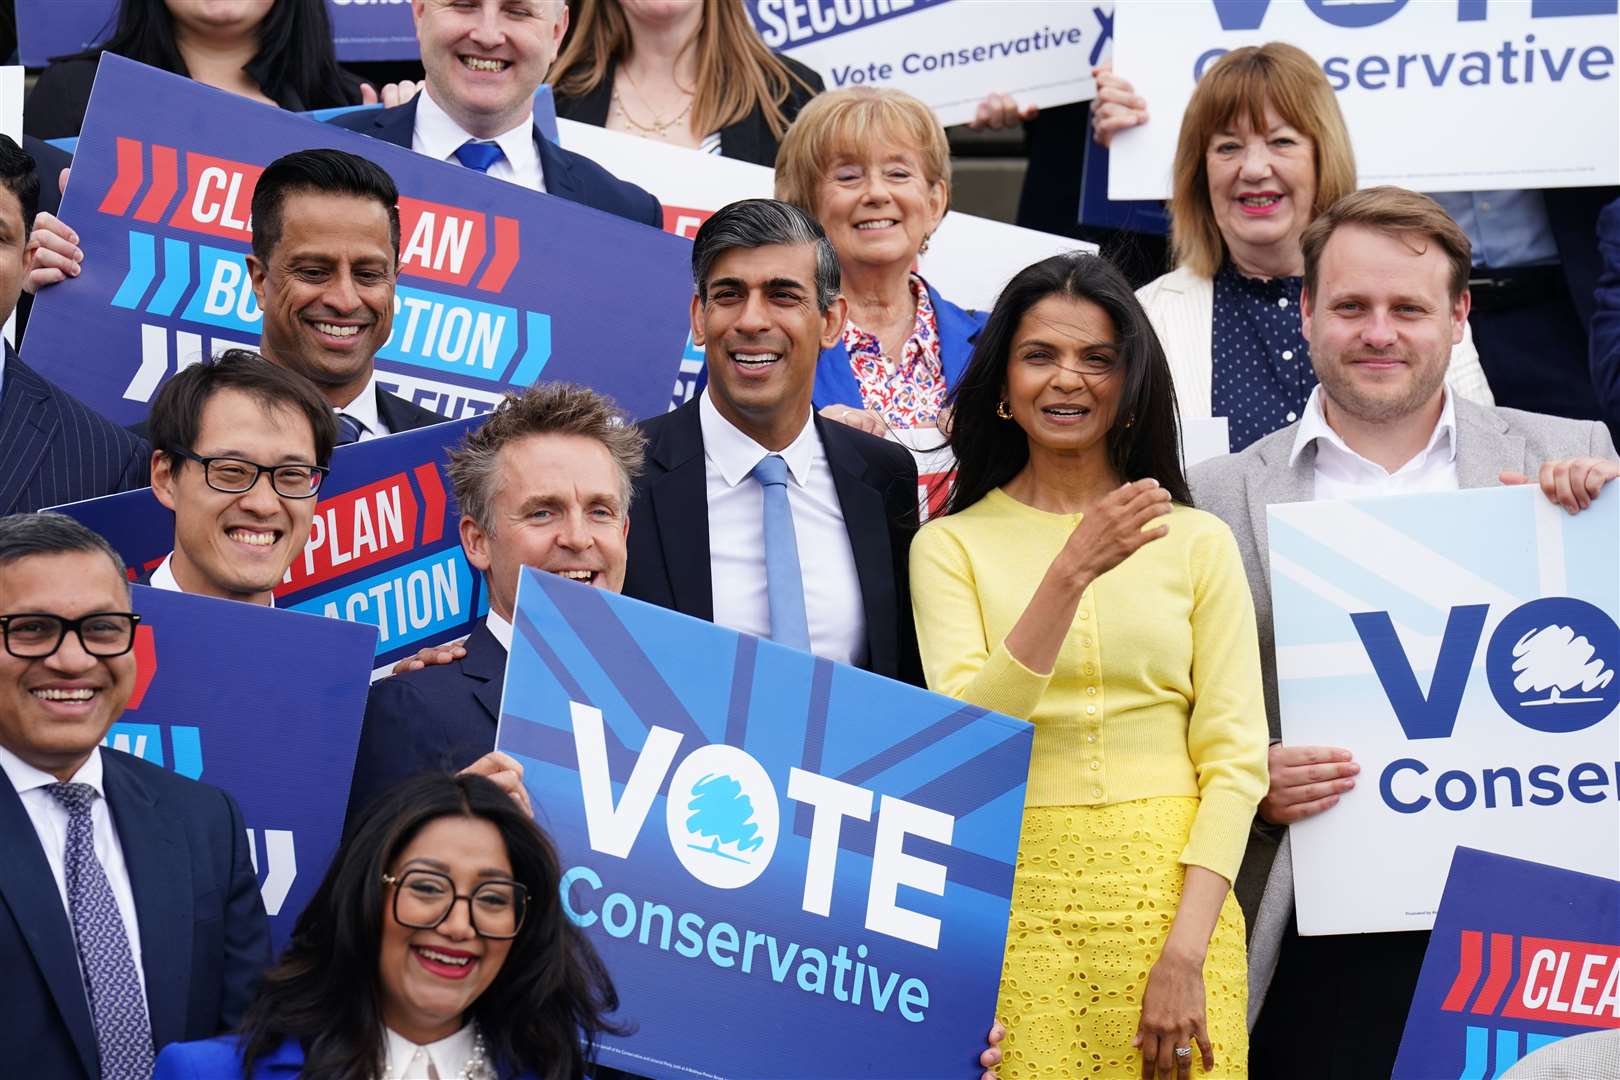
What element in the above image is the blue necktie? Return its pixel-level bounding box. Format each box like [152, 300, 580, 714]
[453, 140, 505, 173]
[750, 454, 811, 652]
[335, 412, 365, 446]
[46, 783, 153, 1080]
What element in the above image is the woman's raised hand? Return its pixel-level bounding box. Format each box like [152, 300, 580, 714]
[1061, 478, 1172, 584]
[1090, 62, 1150, 147]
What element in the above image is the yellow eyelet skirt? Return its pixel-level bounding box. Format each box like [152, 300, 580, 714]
[995, 798, 1249, 1078]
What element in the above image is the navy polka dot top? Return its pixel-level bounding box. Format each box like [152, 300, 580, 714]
[1210, 260, 1316, 451]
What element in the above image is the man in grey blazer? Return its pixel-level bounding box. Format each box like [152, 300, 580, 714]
[1188, 187, 1619, 1080]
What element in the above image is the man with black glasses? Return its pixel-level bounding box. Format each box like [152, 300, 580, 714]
[146, 349, 337, 606]
[0, 512, 271, 1079]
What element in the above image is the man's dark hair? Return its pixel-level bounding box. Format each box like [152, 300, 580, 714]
[0, 512, 128, 589]
[148, 349, 339, 471]
[691, 198, 841, 312]
[250, 149, 400, 264]
[0, 134, 40, 230]
[237, 772, 625, 1080]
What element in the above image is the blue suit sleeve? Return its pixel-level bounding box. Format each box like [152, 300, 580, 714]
[153, 1035, 246, 1080]
[1591, 197, 1620, 438]
[217, 788, 272, 1029]
[345, 676, 442, 834]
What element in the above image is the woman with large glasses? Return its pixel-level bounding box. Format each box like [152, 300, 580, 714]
[152, 773, 621, 1080]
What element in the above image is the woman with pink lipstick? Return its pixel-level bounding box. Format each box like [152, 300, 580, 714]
[774, 87, 989, 435]
[151, 773, 621, 1080]
[1100, 44, 1494, 452]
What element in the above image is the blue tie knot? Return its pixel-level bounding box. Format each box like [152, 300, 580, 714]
[335, 413, 366, 445]
[751, 454, 790, 488]
[453, 140, 505, 173]
[46, 782, 97, 816]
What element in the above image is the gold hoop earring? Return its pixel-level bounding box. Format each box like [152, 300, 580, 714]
[919, 233, 932, 256]
[995, 400, 1013, 420]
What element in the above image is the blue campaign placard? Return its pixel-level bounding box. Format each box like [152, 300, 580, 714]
[1394, 847, 1620, 1079]
[116, 584, 376, 949]
[21, 55, 691, 427]
[16, 0, 420, 67]
[50, 418, 486, 672]
[495, 569, 1033, 1080]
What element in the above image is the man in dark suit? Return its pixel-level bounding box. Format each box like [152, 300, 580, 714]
[330, 0, 660, 228]
[346, 381, 644, 826]
[0, 512, 271, 1079]
[623, 199, 922, 686]
[0, 136, 149, 513]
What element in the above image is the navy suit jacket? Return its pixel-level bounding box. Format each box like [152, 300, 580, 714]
[154, 1035, 546, 1080]
[0, 346, 150, 514]
[623, 399, 924, 687]
[344, 621, 506, 831]
[0, 748, 272, 1080]
[328, 99, 663, 229]
[1588, 195, 1620, 434]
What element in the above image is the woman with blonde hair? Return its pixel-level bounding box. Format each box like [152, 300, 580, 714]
[775, 86, 987, 433]
[550, 0, 821, 165]
[1096, 44, 1492, 451]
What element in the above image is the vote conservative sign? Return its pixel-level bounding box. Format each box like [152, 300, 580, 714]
[22, 56, 692, 428]
[1394, 848, 1619, 1079]
[15, 0, 419, 67]
[746, 0, 1111, 128]
[1109, 0, 1619, 199]
[1270, 485, 1620, 935]
[495, 570, 1033, 1079]
[113, 584, 376, 949]
[51, 418, 484, 675]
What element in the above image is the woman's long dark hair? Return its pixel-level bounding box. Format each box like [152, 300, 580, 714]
[236, 774, 623, 1080]
[943, 252, 1192, 516]
[67, 0, 360, 110]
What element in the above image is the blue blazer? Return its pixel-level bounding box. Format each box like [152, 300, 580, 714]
[344, 621, 506, 833]
[0, 345, 150, 514]
[811, 278, 986, 413]
[154, 1036, 545, 1079]
[328, 99, 663, 229]
[0, 749, 272, 1080]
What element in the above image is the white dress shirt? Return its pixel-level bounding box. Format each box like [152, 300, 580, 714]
[0, 744, 149, 1003]
[148, 553, 275, 607]
[699, 389, 867, 667]
[1290, 385, 1461, 499]
[485, 608, 513, 653]
[383, 1022, 479, 1080]
[412, 88, 546, 193]
[335, 371, 389, 442]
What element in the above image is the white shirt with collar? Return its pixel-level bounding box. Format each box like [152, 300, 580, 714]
[0, 744, 149, 1003]
[485, 607, 513, 653]
[412, 88, 546, 193]
[699, 389, 866, 668]
[334, 371, 389, 442]
[383, 1022, 479, 1080]
[148, 554, 276, 607]
[1290, 384, 1461, 500]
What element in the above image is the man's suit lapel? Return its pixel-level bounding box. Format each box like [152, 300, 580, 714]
[1455, 398, 1522, 488]
[647, 403, 714, 621]
[815, 415, 895, 674]
[459, 623, 507, 724]
[366, 99, 420, 148]
[0, 781, 98, 1078]
[102, 752, 193, 1052]
[535, 134, 583, 205]
[0, 349, 61, 516]
[1249, 433, 1318, 589]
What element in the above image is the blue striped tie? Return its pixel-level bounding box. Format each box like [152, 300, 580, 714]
[47, 783, 154, 1080]
[335, 413, 365, 445]
[453, 140, 505, 173]
[749, 454, 811, 652]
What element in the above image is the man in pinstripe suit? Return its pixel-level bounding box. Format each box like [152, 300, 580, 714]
[0, 137, 147, 514]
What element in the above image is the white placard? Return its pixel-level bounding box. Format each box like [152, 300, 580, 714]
[1182, 414, 1229, 467]
[749, 0, 1111, 127]
[1269, 485, 1620, 935]
[557, 118, 1091, 312]
[1110, 0, 1619, 200]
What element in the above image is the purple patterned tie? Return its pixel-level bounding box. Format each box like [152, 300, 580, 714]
[46, 782, 154, 1080]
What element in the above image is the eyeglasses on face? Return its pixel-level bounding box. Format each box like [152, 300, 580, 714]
[170, 448, 329, 499]
[382, 867, 529, 940]
[0, 612, 140, 659]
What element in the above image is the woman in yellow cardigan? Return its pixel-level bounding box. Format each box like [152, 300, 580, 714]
[911, 253, 1269, 1079]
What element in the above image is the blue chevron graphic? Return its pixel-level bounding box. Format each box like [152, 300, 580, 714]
[111, 231, 157, 310]
[146, 237, 193, 316]
[508, 309, 552, 384]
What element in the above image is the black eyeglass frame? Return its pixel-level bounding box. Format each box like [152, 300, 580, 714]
[0, 612, 142, 659]
[381, 868, 530, 940]
[169, 448, 330, 499]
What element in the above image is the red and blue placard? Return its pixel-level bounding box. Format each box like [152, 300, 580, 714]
[115, 584, 376, 949]
[16, 0, 419, 67]
[1394, 847, 1620, 1079]
[22, 55, 691, 427]
[50, 418, 484, 672]
[495, 569, 1033, 1079]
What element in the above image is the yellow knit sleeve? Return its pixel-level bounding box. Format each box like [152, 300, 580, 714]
[909, 519, 1053, 719]
[1179, 515, 1270, 882]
